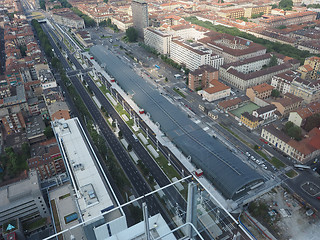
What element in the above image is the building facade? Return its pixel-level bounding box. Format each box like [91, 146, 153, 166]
[240, 112, 263, 130]
[199, 32, 267, 64]
[144, 28, 172, 55]
[0, 170, 49, 225]
[246, 83, 274, 101]
[260, 11, 317, 27]
[131, 0, 148, 37]
[188, 65, 218, 91]
[52, 10, 85, 29]
[198, 80, 230, 102]
[289, 78, 320, 104]
[170, 39, 223, 71]
[271, 70, 298, 94]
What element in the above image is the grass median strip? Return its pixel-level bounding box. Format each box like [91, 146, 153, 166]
[285, 169, 298, 178]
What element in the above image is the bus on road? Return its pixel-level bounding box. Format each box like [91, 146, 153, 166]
[294, 164, 311, 170]
[155, 65, 160, 69]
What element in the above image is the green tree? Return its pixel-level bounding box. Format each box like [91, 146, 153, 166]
[118, 131, 123, 139]
[126, 27, 138, 42]
[99, 20, 107, 27]
[127, 144, 132, 152]
[271, 89, 280, 98]
[44, 126, 54, 139]
[271, 4, 278, 9]
[279, 0, 293, 10]
[277, 25, 287, 29]
[268, 54, 278, 67]
[284, 121, 302, 140]
[304, 113, 320, 132]
[103, 0, 108, 3]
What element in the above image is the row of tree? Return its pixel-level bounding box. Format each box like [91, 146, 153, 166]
[31, 19, 54, 59]
[99, 19, 119, 32]
[71, 7, 96, 27]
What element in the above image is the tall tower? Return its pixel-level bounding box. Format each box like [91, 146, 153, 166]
[131, 0, 149, 38]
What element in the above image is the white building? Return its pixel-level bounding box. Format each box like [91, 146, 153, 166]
[144, 28, 172, 54]
[271, 70, 299, 94]
[169, 24, 208, 41]
[252, 104, 277, 120]
[198, 80, 230, 102]
[170, 39, 224, 71]
[52, 118, 127, 237]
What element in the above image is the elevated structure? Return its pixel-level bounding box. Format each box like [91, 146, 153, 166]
[90, 45, 264, 200]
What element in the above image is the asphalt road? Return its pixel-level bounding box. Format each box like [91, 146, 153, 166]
[41, 22, 192, 235]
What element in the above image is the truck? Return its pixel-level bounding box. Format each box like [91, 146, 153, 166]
[139, 108, 145, 114]
[195, 169, 203, 177]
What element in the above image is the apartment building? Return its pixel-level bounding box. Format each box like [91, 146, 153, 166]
[261, 124, 320, 163]
[260, 11, 317, 27]
[198, 80, 230, 102]
[271, 70, 299, 94]
[170, 24, 208, 40]
[246, 83, 274, 101]
[170, 39, 224, 71]
[144, 28, 172, 55]
[302, 56, 320, 80]
[52, 9, 85, 29]
[218, 96, 250, 112]
[240, 112, 263, 130]
[271, 93, 303, 116]
[218, 8, 245, 19]
[289, 78, 320, 104]
[132, 0, 148, 37]
[288, 102, 320, 127]
[1, 112, 26, 135]
[0, 170, 49, 225]
[48, 101, 71, 120]
[28, 142, 65, 181]
[252, 104, 277, 120]
[199, 31, 267, 63]
[111, 15, 133, 31]
[188, 65, 218, 91]
[219, 54, 298, 90]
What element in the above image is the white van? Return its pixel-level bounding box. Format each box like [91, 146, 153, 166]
[132, 134, 139, 142]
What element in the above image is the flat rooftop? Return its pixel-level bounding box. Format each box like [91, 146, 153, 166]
[90, 45, 264, 200]
[52, 118, 115, 221]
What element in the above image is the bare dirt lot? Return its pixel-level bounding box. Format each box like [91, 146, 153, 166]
[243, 186, 320, 240]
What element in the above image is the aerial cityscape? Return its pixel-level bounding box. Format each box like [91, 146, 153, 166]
[0, 0, 320, 239]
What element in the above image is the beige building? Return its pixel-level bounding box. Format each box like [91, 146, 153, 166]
[271, 93, 303, 116]
[271, 70, 299, 94]
[289, 78, 320, 104]
[52, 9, 85, 29]
[144, 28, 172, 55]
[261, 124, 320, 163]
[111, 16, 133, 31]
[198, 80, 230, 102]
[302, 56, 320, 81]
[246, 83, 274, 101]
[260, 11, 317, 27]
[288, 102, 320, 127]
[199, 32, 267, 64]
[219, 54, 299, 91]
